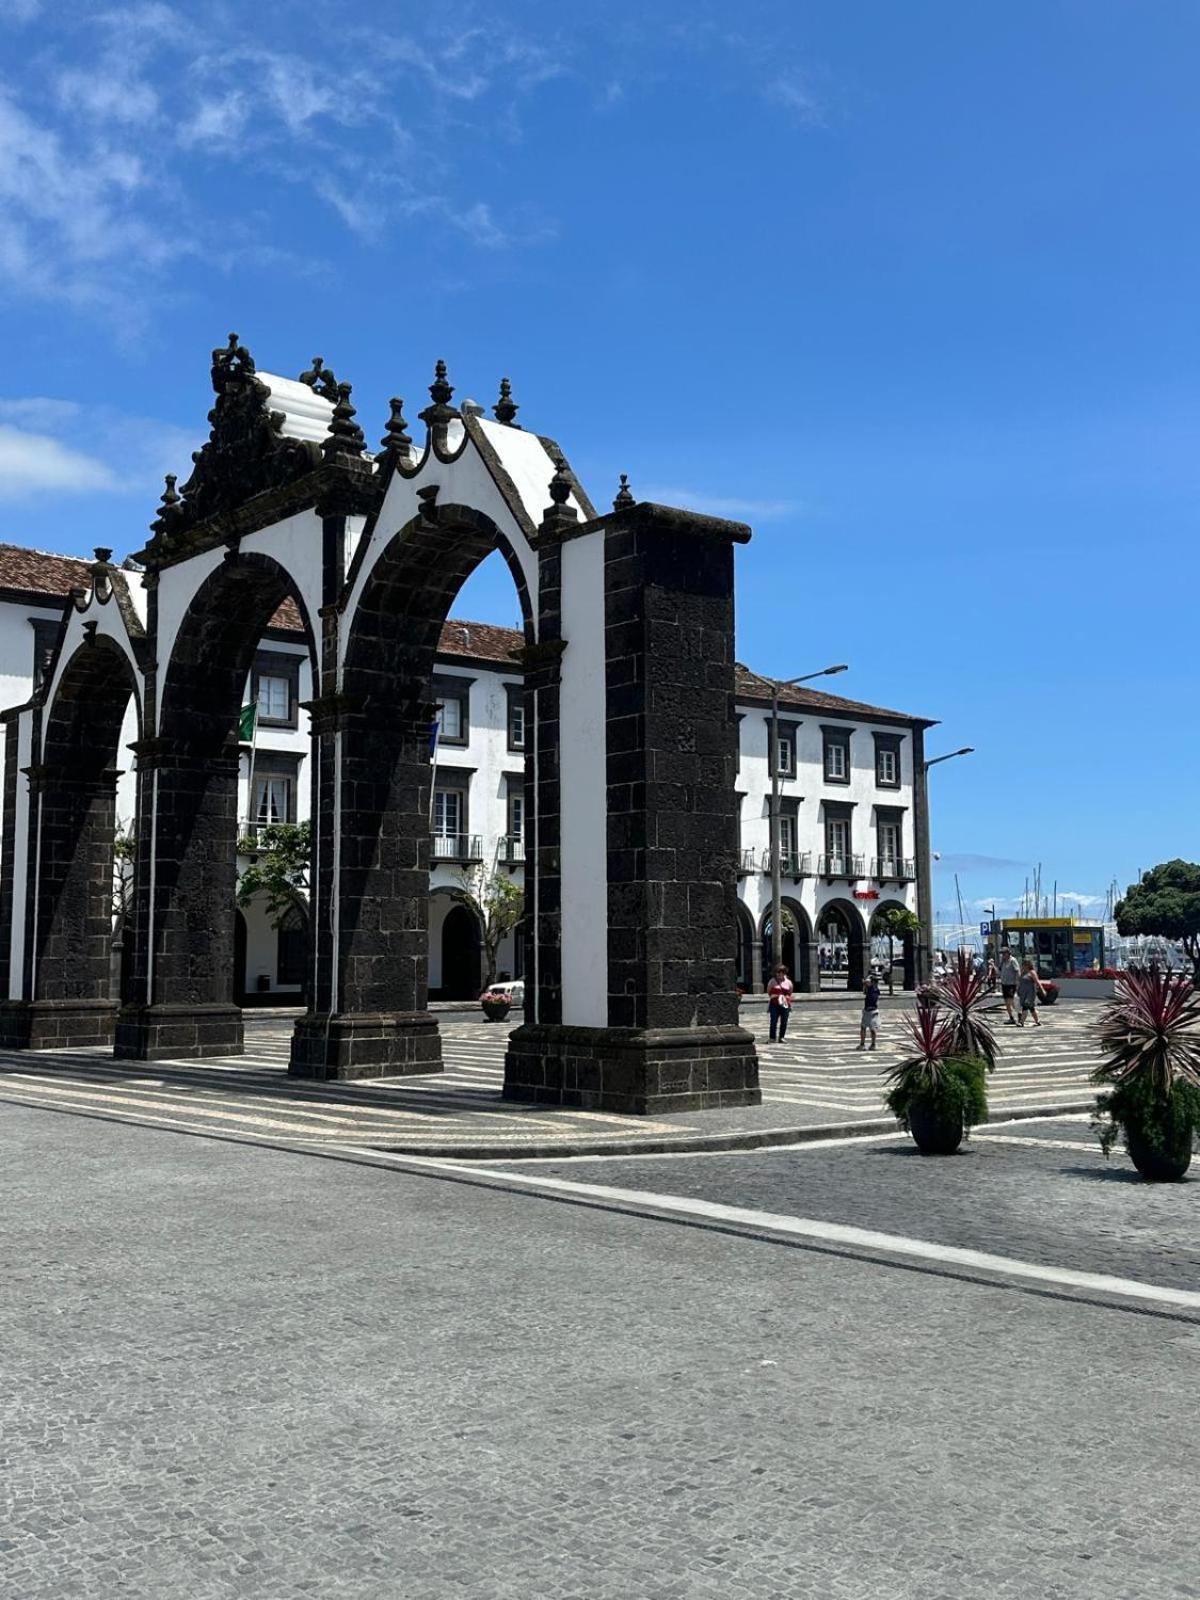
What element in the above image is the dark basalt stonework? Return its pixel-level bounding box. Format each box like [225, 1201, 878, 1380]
[289, 1011, 442, 1081]
[504, 1024, 759, 1115]
[113, 1002, 243, 1060]
[0, 999, 118, 1051]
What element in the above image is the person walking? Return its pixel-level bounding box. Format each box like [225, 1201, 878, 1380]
[767, 964, 794, 1042]
[999, 948, 1020, 1024]
[858, 972, 881, 1051]
[985, 956, 998, 993]
[1017, 958, 1046, 1026]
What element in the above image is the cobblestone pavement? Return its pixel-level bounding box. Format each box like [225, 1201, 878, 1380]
[3, 1107, 1198, 1599]
[0, 1001, 1100, 1157]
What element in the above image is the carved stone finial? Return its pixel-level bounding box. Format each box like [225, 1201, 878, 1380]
[429, 359, 454, 409]
[150, 472, 185, 537]
[540, 461, 579, 535]
[418, 358, 461, 436]
[380, 396, 413, 459]
[613, 473, 635, 509]
[93, 546, 113, 564]
[321, 382, 367, 461]
[493, 377, 519, 427]
[211, 332, 255, 389]
[299, 356, 339, 401]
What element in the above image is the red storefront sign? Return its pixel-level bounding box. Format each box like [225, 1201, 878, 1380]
[853, 890, 880, 900]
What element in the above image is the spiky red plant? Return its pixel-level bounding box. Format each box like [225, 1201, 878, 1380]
[1094, 969, 1200, 1095]
[936, 948, 1001, 1071]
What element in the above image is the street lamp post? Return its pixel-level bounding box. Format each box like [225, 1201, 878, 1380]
[916, 746, 974, 982]
[768, 665, 848, 993]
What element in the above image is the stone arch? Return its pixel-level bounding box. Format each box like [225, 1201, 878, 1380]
[759, 897, 814, 993]
[734, 899, 756, 993]
[291, 506, 534, 1077]
[115, 551, 317, 1060]
[816, 897, 868, 991]
[870, 897, 917, 991]
[0, 636, 141, 1048]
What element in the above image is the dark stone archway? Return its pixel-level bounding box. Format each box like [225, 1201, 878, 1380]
[115, 552, 317, 1060]
[759, 898, 814, 993]
[290, 506, 532, 1078]
[735, 901, 756, 992]
[817, 898, 867, 991]
[0, 636, 138, 1049]
[440, 902, 483, 1001]
[870, 899, 917, 991]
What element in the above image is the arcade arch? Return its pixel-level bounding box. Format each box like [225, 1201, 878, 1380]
[759, 897, 813, 993]
[817, 898, 867, 991]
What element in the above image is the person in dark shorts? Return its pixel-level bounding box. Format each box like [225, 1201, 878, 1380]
[858, 973, 881, 1050]
[999, 948, 1020, 1023]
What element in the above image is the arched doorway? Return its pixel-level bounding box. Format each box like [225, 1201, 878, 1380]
[817, 899, 867, 991]
[441, 904, 482, 1000]
[760, 899, 813, 992]
[0, 632, 140, 1049]
[233, 910, 248, 1004]
[115, 552, 317, 1060]
[870, 900, 917, 992]
[735, 901, 756, 993]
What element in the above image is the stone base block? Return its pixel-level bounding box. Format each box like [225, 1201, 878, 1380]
[288, 1011, 444, 1081]
[0, 998, 118, 1051]
[113, 1003, 244, 1060]
[503, 1023, 761, 1115]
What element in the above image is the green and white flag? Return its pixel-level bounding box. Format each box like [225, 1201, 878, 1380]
[238, 702, 257, 742]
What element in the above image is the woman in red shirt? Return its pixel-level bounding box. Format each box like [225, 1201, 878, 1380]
[767, 964, 794, 1042]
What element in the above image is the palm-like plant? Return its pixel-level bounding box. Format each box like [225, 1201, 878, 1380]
[1091, 969, 1200, 1175]
[883, 1001, 988, 1141]
[935, 948, 1001, 1072]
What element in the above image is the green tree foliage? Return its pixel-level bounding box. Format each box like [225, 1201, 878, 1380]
[112, 819, 136, 926]
[1115, 859, 1200, 979]
[236, 821, 311, 927]
[872, 903, 921, 993]
[454, 865, 524, 989]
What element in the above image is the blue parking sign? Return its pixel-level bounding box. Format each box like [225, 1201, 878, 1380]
[980, 921, 991, 936]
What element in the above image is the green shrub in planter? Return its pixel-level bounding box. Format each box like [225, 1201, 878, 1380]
[1091, 969, 1200, 1181]
[883, 1002, 989, 1156]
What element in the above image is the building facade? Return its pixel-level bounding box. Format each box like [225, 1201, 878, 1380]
[0, 544, 931, 1003]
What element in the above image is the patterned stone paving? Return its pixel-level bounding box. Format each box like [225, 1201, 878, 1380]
[0, 1000, 1101, 1157]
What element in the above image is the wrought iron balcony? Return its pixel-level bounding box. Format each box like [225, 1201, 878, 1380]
[759, 849, 811, 880]
[430, 832, 484, 864]
[497, 834, 526, 867]
[818, 852, 865, 880]
[737, 848, 758, 876]
[871, 855, 916, 882]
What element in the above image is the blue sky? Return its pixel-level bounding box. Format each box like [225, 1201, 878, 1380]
[2, 0, 1197, 928]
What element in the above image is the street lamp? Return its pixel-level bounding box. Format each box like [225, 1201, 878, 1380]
[768, 664, 848, 991]
[916, 746, 975, 981]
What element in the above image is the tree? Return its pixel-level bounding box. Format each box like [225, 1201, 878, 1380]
[112, 819, 136, 928]
[1116, 860, 1200, 983]
[236, 820, 311, 926]
[453, 865, 524, 989]
[873, 904, 921, 995]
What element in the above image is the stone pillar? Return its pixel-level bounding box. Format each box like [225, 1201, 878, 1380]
[504, 501, 761, 1114]
[288, 697, 442, 1080]
[113, 737, 244, 1059]
[800, 941, 820, 994]
[0, 763, 122, 1049]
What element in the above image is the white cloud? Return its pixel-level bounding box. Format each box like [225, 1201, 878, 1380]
[638, 485, 798, 521]
[766, 74, 822, 123]
[55, 67, 159, 125]
[0, 424, 120, 496]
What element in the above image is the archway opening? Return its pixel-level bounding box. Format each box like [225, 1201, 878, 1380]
[870, 900, 917, 992]
[735, 901, 756, 994]
[760, 898, 812, 993]
[817, 899, 867, 991]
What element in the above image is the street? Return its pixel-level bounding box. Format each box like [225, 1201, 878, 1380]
[3, 1090, 1197, 1598]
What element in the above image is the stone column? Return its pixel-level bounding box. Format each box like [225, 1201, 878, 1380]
[113, 737, 244, 1059]
[504, 500, 761, 1114]
[288, 697, 442, 1080]
[0, 763, 122, 1049]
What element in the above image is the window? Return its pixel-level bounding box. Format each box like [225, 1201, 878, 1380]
[431, 674, 472, 746]
[506, 685, 526, 752]
[873, 732, 903, 789]
[821, 725, 854, 785]
[250, 650, 300, 729]
[779, 813, 796, 859]
[508, 789, 525, 842]
[768, 718, 799, 779]
[254, 774, 293, 825]
[878, 820, 902, 870]
[30, 618, 59, 691]
[433, 789, 462, 837]
[826, 815, 850, 860]
[276, 906, 307, 987]
[257, 675, 290, 722]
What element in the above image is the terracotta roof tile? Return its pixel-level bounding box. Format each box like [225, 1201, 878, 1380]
[435, 619, 524, 664]
[734, 664, 933, 725]
[0, 543, 93, 598]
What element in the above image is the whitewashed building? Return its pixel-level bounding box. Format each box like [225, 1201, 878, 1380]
[0, 543, 931, 1004]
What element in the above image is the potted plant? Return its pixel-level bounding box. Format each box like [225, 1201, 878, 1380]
[935, 949, 1002, 1071]
[1039, 980, 1059, 1006]
[480, 987, 512, 1022]
[883, 1001, 990, 1156]
[1090, 969, 1200, 1181]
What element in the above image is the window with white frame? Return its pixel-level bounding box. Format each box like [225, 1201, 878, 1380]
[254, 774, 293, 825]
[769, 718, 799, 779]
[250, 650, 300, 728]
[436, 696, 462, 742]
[508, 789, 525, 842]
[257, 675, 290, 722]
[877, 747, 897, 785]
[779, 813, 796, 860]
[506, 685, 526, 752]
[825, 815, 850, 862]
[824, 735, 849, 782]
[433, 788, 462, 837]
[878, 819, 902, 872]
[873, 732, 903, 789]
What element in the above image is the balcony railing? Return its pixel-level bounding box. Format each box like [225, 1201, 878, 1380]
[737, 848, 758, 876]
[431, 832, 483, 864]
[497, 834, 526, 867]
[818, 852, 865, 880]
[759, 848, 811, 879]
[871, 856, 916, 882]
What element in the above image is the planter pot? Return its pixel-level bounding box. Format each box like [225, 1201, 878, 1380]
[1125, 1121, 1193, 1182]
[908, 1098, 965, 1156]
[1040, 987, 1059, 1006]
[481, 999, 511, 1023]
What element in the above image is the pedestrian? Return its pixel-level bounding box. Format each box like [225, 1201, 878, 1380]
[999, 947, 1020, 1024]
[767, 964, 794, 1042]
[985, 956, 998, 993]
[858, 971, 881, 1051]
[1016, 958, 1046, 1027]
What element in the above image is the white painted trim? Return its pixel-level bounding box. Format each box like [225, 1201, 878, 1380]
[7, 712, 31, 998]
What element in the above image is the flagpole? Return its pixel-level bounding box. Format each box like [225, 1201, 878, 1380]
[246, 697, 260, 837]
